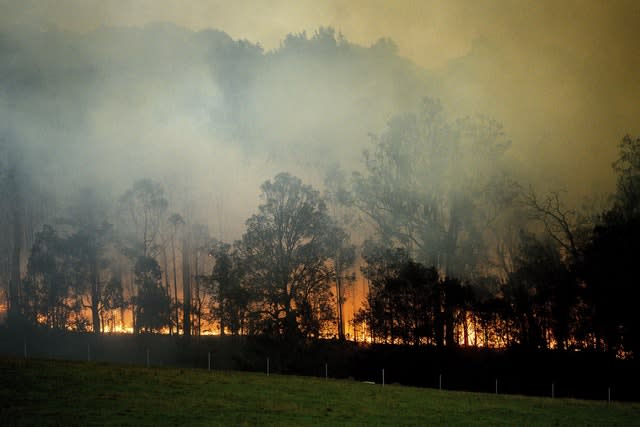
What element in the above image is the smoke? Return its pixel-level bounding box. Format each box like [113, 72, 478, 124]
[0, 23, 424, 242]
[2, 0, 639, 236]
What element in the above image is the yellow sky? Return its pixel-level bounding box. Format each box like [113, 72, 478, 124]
[3, 1, 637, 67]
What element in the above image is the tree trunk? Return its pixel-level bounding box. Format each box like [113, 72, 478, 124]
[172, 239, 179, 334]
[90, 256, 101, 334]
[182, 238, 191, 338]
[335, 272, 345, 340]
[162, 248, 173, 335]
[8, 168, 22, 322]
[194, 251, 201, 336]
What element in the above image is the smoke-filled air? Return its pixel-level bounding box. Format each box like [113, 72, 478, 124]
[2, 0, 640, 369]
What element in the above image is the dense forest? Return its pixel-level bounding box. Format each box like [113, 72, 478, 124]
[1, 24, 639, 362]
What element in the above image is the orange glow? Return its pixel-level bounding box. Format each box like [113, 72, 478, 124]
[109, 324, 134, 334]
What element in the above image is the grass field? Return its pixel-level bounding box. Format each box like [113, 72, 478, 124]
[1, 358, 639, 426]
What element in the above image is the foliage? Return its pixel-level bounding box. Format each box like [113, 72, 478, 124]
[612, 134, 640, 219]
[118, 179, 168, 258]
[503, 232, 576, 350]
[351, 98, 514, 278]
[578, 135, 640, 356]
[133, 256, 171, 333]
[205, 241, 250, 335]
[240, 173, 346, 340]
[21, 225, 80, 329]
[355, 244, 473, 347]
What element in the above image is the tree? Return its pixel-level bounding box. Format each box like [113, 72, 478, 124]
[522, 187, 592, 264]
[324, 165, 358, 340]
[58, 186, 116, 334]
[65, 220, 114, 334]
[327, 228, 356, 340]
[356, 244, 454, 346]
[612, 134, 640, 219]
[206, 241, 250, 335]
[118, 179, 169, 333]
[100, 276, 126, 332]
[503, 232, 575, 350]
[167, 213, 184, 334]
[350, 98, 513, 279]
[0, 139, 25, 326]
[118, 179, 169, 258]
[133, 255, 171, 333]
[580, 135, 640, 357]
[240, 173, 346, 340]
[177, 222, 215, 338]
[22, 225, 88, 330]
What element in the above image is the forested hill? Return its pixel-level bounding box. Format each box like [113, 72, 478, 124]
[3, 23, 639, 359]
[0, 24, 433, 205]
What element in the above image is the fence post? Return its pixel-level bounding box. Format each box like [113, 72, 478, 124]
[208, 352, 211, 371]
[382, 368, 385, 387]
[267, 357, 270, 376]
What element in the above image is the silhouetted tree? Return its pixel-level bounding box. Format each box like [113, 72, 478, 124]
[118, 179, 169, 333]
[581, 135, 640, 357]
[357, 245, 433, 345]
[133, 255, 171, 333]
[328, 228, 356, 340]
[504, 232, 576, 350]
[100, 276, 126, 332]
[206, 241, 250, 335]
[167, 213, 184, 334]
[65, 220, 114, 334]
[240, 173, 345, 340]
[22, 225, 89, 330]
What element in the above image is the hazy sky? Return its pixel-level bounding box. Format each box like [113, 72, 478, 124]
[3, 1, 638, 66]
[3, 0, 639, 198]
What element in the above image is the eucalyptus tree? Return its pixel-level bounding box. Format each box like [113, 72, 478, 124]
[324, 165, 357, 340]
[167, 213, 184, 333]
[184, 223, 214, 337]
[21, 225, 90, 330]
[355, 243, 471, 347]
[206, 240, 250, 335]
[61, 187, 117, 334]
[502, 232, 574, 350]
[581, 135, 640, 356]
[350, 98, 514, 279]
[0, 138, 27, 325]
[117, 179, 169, 333]
[118, 179, 169, 258]
[327, 228, 356, 340]
[133, 255, 171, 333]
[64, 220, 114, 334]
[240, 173, 349, 340]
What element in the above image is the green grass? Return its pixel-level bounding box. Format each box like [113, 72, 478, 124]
[1, 358, 638, 426]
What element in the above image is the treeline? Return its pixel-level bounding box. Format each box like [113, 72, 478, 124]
[1, 171, 355, 341]
[2, 98, 640, 362]
[348, 103, 640, 359]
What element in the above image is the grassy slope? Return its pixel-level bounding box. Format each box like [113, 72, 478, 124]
[1, 358, 638, 426]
